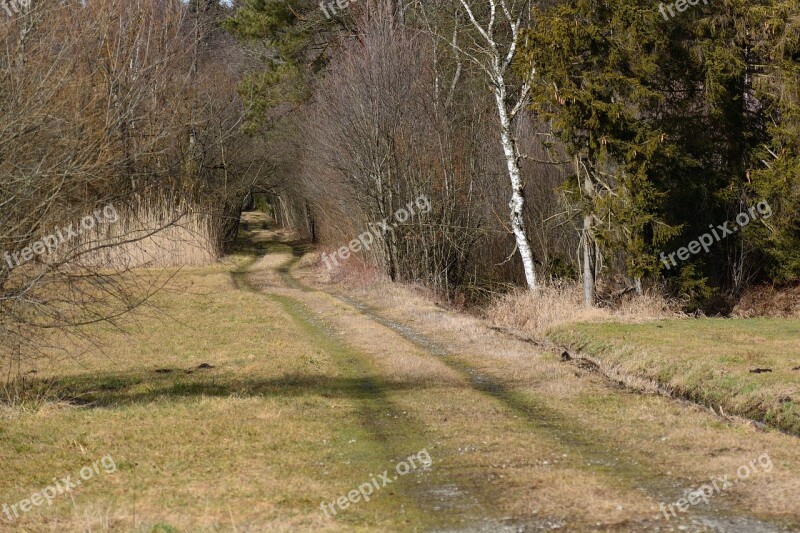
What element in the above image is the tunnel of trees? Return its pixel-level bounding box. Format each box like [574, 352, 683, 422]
[2, 0, 799, 365]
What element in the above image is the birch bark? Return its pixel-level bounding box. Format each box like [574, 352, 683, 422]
[458, 0, 537, 288]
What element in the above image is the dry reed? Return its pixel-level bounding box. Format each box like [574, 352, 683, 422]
[487, 284, 679, 337]
[77, 196, 218, 269]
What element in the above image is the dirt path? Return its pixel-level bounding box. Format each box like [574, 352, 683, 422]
[239, 213, 800, 532]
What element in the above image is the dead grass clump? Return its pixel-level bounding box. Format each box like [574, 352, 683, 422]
[0, 376, 64, 417]
[734, 284, 800, 318]
[487, 285, 607, 337]
[295, 251, 320, 271]
[79, 196, 218, 269]
[487, 283, 678, 337]
[612, 290, 680, 319]
[312, 248, 384, 286]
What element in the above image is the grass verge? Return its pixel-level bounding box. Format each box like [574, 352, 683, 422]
[548, 319, 800, 435]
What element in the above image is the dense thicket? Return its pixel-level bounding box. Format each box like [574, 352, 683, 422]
[522, 0, 800, 308]
[227, 0, 574, 299]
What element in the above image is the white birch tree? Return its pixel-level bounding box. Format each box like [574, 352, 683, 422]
[454, 0, 537, 289]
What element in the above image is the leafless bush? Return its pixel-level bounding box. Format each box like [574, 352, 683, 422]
[297, 2, 495, 296]
[0, 0, 255, 376]
[278, 1, 577, 300]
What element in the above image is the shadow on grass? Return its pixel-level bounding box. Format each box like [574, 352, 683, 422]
[27, 370, 463, 409]
[231, 235, 311, 259]
[234, 217, 312, 259]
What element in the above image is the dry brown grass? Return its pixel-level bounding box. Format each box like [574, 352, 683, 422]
[486, 283, 679, 337]
[734, 283, 800, 318]
[79, 196, 218, 269]
[1, 253, 440, 532]
[302, 261, 800, 529]
[312, 247, 384, 286]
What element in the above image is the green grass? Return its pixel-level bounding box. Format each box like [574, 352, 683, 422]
[548, 319, 800, 435]
[0, 257, 435, 531]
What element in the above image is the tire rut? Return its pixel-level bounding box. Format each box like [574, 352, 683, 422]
[236, 223, 794, 532]
[231, 254, 495, 531]
[307, 287, 791, 533]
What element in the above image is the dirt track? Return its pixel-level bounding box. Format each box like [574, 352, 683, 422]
[236, 212, 800, 532]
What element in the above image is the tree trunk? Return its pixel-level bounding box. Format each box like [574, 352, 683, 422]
[582, 213, 595, 306]
[494, 88, 537, 290]
[579, 156, 596, 307]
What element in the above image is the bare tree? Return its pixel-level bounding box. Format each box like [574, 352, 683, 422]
[297, 2, 491, 296]
[0, 0, 257, 375]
